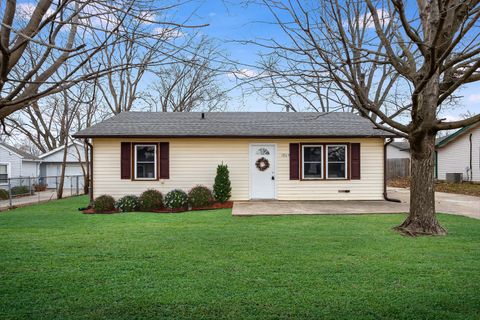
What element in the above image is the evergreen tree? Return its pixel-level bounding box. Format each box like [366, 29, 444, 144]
[213, 163, 231, 202]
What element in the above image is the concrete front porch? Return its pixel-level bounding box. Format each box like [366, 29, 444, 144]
[232, 187, 480, 219]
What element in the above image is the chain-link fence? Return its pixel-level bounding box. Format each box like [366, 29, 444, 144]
[0, 175, 85, 209]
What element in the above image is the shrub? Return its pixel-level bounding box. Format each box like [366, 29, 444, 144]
[116, 195, 140, 212]
[164, 189, 188, 209]
[213, 163, 231, 202]
[93, 195, 116, 213]
[0, 189, 8, 200]
[139, 189, 163, 211]
[11, 186, 30, 196]
[33, 183, 47, 192]
[188, 185, 214, 208]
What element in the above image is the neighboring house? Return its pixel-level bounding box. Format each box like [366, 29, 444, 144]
[73, 112, 396, 201]
[387, 141, 410, 159]
[0, 142, 40, 186]
[436, 122, 480, 182]
[39, 142, 87, 188]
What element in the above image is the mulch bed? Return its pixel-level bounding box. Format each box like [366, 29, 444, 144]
[82, 201, 234, 214]
[388, 178, 480, 197]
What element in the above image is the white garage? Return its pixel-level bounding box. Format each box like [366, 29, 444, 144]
[39, 143, 87, 189]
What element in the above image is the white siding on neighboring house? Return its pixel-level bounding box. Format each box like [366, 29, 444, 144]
[437, 125, 480, 182]
[387, 145, 410, 159]
[39, 143, 86, 188]
[0, 145, 23, 181]
[21, 161, 39, 177]
[93, 137, 385, 201]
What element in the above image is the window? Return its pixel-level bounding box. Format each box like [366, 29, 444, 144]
[302, 145, 323, 179]
[134, 145, 157, 179]
[0, 164, 8, 184]
[326, 145, 347, 179]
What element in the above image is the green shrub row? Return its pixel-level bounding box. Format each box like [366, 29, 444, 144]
[0, 186, 31, 199]
[92, 164, 232, 213]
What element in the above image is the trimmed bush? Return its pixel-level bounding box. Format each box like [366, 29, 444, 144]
[164, 189, 188, 210]
[93, 195, 116, 213]
[0, 189, 8, 200]
[33, 183, 47, 192]
[139, 189, 163, 211]
[116, 195, 140, 212]
[11, 186, 30, 196]
[213, 163, 231, 203]
[188, 185, 214, 208]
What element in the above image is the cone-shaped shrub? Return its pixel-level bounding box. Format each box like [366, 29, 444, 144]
[213, 163, 231, 203]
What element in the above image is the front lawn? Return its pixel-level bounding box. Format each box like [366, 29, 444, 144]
[0, 196, 479, 319]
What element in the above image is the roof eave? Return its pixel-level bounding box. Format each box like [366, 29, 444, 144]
[72, 134, 397, 139]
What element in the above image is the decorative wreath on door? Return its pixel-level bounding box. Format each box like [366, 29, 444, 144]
[255, 157, 270, 171]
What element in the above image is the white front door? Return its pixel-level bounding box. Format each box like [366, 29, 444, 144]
[250, 144, 276, 199]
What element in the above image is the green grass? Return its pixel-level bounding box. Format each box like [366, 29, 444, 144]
[0, 196, 479, 319]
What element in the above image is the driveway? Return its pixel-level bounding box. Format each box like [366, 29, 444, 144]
[232, 187, 480, 219]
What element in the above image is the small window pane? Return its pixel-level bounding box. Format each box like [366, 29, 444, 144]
[304, 163, 322, 178]
[0, 165, 7, 174]
[328, 163, 346, 178]
[137, 163, 155, 179]
[328, 146, 345, 161]
[137, 146, 155, 162]
[304, 147, 322, 162]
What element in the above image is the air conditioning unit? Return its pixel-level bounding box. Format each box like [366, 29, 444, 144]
[446, 173, 463, 183]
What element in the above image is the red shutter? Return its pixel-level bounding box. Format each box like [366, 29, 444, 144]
[159, 142, 169, 179]
[289, 143, 300, 180]
[120, 142, 131, 179]
[351, 143, 361, 180]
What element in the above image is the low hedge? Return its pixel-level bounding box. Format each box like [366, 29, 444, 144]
[93, 195, 116, 213]
[11, 186, 30, 196]
[0, 189, 8, 200]
[116, 195, 140, 212]
[188, 185, 214, 208]
[164, 189, 188, 210]
[139, 189, 163, 211]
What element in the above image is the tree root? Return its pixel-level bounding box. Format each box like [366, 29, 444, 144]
[393, 220, 448, 237]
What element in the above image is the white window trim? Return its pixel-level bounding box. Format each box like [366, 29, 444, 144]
[0, 162, 11, 186]
[302, 145, 323, 179]
[326, 144, 348, 180]
[134, 144, 157, 180]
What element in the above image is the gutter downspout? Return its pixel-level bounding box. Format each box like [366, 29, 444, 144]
[84, 138, 94, 204]
[384, 138, 401, 202]
[469, 133, 473, 181]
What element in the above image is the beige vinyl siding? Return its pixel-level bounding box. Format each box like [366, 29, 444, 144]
[93, 137, 385, 200]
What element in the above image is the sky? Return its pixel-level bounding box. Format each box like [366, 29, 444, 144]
[171, 0, 480, 120]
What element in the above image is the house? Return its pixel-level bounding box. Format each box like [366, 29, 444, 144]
[73, 112, 396, 201]
[39, 142, 87, 188]
[387, 141, 410, 159]
[436, 122, 480, 182]
[0, 142, 40, 186]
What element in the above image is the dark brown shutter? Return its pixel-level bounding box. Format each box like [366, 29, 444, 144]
[289, 143, 300, 180]
[120, 142, 131, 179]
[351, 143, 361, 180]
[159, 142, 169, 179]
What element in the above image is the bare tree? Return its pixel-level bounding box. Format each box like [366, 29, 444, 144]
[254, 0, 480, 235]
[145, 36, 229, 112]
[0, 0, 206, 120]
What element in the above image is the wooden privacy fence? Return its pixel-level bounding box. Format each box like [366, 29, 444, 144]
[387, 158, 410, 179]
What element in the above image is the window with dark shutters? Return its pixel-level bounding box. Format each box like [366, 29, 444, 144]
[159, 142, 169, 179]
[350, 143, 361, 179]
[289, 143, 300, 180]
[120, 142, 131, 179]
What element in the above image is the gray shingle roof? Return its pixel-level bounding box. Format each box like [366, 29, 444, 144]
[73, 112, 396, 138]
[0, 142, 39, 160]
[390, 141, 410, 150]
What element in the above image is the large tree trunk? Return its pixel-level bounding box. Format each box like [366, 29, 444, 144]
[395, 132, 447, 236]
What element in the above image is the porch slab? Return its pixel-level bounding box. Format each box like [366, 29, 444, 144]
[232, 187, 480, 219]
